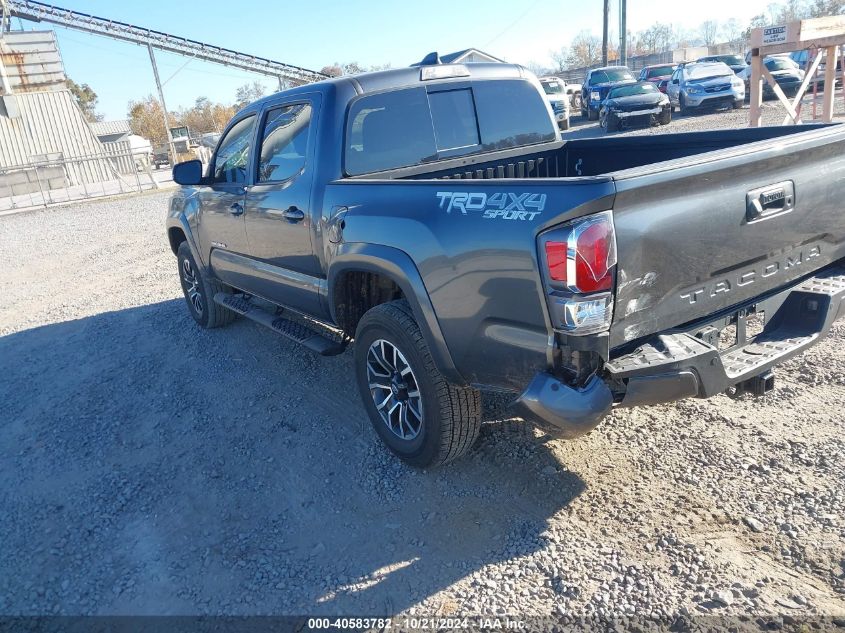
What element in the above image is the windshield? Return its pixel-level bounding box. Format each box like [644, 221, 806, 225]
[702, 55, 744, 66]
[647, 65, 674, 78]
[540, 79, 564, 95]
[589, 68, 633, 85]
[687, 63, 732, 80]
[609, 83, 658, 98]
[766, 57, 798, 71]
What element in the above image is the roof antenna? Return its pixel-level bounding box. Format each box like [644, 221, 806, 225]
[412, 52, 442, 67]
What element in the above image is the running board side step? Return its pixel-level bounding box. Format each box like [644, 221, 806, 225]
[213, 293, 348, 356]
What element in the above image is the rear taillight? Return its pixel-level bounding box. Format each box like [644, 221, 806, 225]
[543, 213, 616, 292]
[540, 211, 617, 334]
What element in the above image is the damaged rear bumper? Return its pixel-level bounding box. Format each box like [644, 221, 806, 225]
[514, 266, 845, 438]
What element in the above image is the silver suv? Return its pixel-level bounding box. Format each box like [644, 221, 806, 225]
[667, 61, 745, 114]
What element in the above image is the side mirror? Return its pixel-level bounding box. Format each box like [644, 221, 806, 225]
[672, 79, 680, 85]
[172, 160, 204, 186]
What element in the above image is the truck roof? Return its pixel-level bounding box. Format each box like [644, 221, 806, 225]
[240, 62, 530, 114]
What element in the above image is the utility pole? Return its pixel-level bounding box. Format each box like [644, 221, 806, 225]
[147, 44, 177, 166]
[602, 0, 610, 66]
[619, 0, 627, 66]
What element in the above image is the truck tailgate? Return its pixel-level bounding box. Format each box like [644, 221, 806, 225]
[610, 125, 845, 349]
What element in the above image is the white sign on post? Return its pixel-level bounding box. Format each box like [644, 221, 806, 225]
[762, 25, 788, 45]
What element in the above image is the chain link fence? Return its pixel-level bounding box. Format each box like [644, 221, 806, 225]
[0, 147, 169, 213]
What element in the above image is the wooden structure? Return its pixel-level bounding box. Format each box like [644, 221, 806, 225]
[749, 15, 845, 126]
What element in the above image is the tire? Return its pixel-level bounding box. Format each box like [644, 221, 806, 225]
[176, 241, 236, 329]
[605, 113, 620, 132]
[659, 108, 672, 125]
[559, 118, 570, 131]
[679, 94, 689, 116]
[354, 300, 481, 468]
[588, 107, 598, 121]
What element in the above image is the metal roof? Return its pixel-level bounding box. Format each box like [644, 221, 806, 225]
[91, 119, 132, 136]
[439, 48, 505, 64]
[0, 30, 66, 93]
[0, 89, 104, 168]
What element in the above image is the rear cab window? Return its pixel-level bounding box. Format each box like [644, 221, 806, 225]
[344, 79, 556, 176]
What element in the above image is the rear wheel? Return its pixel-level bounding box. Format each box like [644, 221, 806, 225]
[177, 242, 236, 329]
[354, 300, 481, 467]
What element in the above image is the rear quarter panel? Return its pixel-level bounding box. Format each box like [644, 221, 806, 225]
[323, 178, 615, 390]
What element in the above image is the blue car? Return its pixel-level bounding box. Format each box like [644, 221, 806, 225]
[580, 66, 636, 121]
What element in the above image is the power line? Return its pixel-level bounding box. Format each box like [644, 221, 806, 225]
[483, 0, 542, 48]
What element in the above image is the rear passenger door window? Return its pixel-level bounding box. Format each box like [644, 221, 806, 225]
[258, 104, 312, 183]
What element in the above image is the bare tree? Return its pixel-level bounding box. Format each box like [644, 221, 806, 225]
[638, 23, 674, 54]
[525, 61, 550, 76]
[319, 64, 343, 77]
[234, 81, 266, 110]
[550, 46, 570, 73]
[567, 31, 603, 68]
[808, 0, 844, 16]
[723, 18, 744, 48]
[699, 20, 721, 47]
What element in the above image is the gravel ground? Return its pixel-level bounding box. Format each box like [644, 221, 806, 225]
[1, 111, 844, 627]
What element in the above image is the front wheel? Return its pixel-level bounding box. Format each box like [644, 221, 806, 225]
[176, 242, 236, 328]
[659, 108, 672, 125]
[679, 94, 690, 116]
[354, 300, 481, 467]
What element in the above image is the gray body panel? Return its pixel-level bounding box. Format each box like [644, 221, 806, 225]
[166, 62, 845, 404]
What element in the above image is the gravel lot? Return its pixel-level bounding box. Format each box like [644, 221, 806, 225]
[1, 109, 844, 626]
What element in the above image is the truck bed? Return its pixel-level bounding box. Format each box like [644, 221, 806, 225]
[360, 125, 824, 181]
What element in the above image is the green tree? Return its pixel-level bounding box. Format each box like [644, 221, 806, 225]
[67, 78, 103, 123]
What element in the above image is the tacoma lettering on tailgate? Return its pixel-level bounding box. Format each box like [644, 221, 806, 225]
[679, 245, 821, 305]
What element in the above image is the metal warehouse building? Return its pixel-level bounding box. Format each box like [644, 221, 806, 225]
[0, 30, 114, 196]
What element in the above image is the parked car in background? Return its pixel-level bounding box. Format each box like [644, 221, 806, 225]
[656, 78, 670, 93]
[539, 76, 571, 130]
[667, 61, 744, 114]
[581, 66, 635, 121]
[638, 64, 675, 85]
[599, 81, 672, 131]
[697, 54, 747, 75]
[749, 56, 805, 99]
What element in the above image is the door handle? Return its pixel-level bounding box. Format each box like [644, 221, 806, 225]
[283, 206, 305, 222]
[230, 202, 244, 216]
[746, 181, 795, 222]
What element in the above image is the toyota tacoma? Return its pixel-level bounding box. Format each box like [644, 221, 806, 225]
[166, 61, 845, 467]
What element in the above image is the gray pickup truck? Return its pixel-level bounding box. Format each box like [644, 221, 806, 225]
[167, 62, 845, 467]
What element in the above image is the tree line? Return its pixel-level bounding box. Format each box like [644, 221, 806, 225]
[124, 61, 387, 147]
[531, 0, 843, 73]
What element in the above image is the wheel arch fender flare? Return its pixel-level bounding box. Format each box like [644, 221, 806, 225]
[328, 242, 465, 385]
[167, 204, 204, 268]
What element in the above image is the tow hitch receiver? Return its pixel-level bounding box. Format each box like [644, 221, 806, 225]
[733, 370, 776, 398]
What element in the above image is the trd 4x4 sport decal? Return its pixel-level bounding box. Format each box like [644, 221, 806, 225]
[436, 192, 545, 221]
